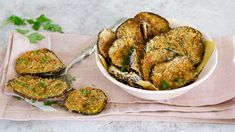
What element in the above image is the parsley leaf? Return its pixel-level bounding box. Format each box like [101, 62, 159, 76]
[67, 74, 76, 82]
[27, 32, 45, 44]
[39, 80, 47, 88]
[30, 15, 51, 30]
[41, 55, 49, 63]
[27, 19, 35, 24]
[13, 96, 23, 100]
[81, 89, 91, 96]
[7, 15, 26, 26]
[121, 47, 134, 72]
[36, 14, 51, 23]
[27, 86, 34, 90]
[44, 101, 56, 106]
[16, 58, 28, 65]
[161, 80, 170, 90]
[18, 82, 27, 87]
[16, 28, 30, 35]
[43, 23, 63, 33]
[32, 21, 41, 30]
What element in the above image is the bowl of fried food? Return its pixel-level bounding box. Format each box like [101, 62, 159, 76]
[96, 12, 217, 100]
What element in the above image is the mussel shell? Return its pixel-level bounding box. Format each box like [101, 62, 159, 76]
[108, 65, 142, 86]
[15, 48, 65, 77]
[6, 75, 68, 101]
[98, 54, 109, 70]
[64, 87, 108, 115]
[135, 80, 159, 91]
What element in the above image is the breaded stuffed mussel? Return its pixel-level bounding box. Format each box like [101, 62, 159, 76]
[16, 48, 65, 76]
[97, 29, 116, 59]
[135, 12, 170, 38]
[7, 75, 68, 101]
[65, 87, 108, 115]
[116, 18, 144, 43]
[166, 26, 204, 65]
[151, 56, 196, 90]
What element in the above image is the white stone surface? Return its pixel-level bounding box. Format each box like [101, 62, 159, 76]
[0, 0, 235, 131]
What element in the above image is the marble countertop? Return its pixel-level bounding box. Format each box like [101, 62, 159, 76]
[0, 0, 235, 131]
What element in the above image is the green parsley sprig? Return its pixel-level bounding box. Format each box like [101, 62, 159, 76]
[0, 14, 63, 44]
[160, 80, 170, 90]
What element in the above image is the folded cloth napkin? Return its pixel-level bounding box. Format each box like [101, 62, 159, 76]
[0, 32, 234, 123]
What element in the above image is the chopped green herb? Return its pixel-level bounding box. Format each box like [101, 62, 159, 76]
[67, 74, 76, 82]
[27, 86, 34, 90]
[13, 96, 23, 100]
[43, 23, 63, 33]
[44, 101, 56, 106]
[32, 50, 39, 54]
[18, 82, 26, 87]
[16, 28, 30, 35]
[28, 15, 51, 30]
[81, 89, 91, 96]
[164, 47, 173, 51]
[161, 80, 170, 90]
[7, 15, 26, 26]
[2, 14, 63, 44]
[39, 80, 47, 88]
[32, 21, 41, 30]
[27, 19, 35, 24]
[36, 14, 51, 23]
[27, 32, 45, 43]
[28, 86, 37, 93]
[173, 78, 184, 83]
[41, 55, 48, 63]
[121, 47, 134, 72]
[17, 58, 28, 65]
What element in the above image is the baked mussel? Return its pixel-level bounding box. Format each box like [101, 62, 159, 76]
[16, 48, 65, 76]
[6, 75, 68, 101]
[64, 87, 108, 115]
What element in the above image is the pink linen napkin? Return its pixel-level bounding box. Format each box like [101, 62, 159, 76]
[0, 32, 234, 123]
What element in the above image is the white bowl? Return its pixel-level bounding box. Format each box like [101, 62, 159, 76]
[96, 18, 218, 100]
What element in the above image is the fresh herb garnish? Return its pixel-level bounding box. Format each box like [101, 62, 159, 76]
[17, 58, 28, 65]
[1, 14, 63, 44]
[27, 19, 35, 24]
[27, 86, 34, 90]
[161, 80, 170, 90]
[13, 96, 23, 100]
[121, 47, 134, 72]
[39, 80, 47, 88]
[32, 50, 39, 54]
[18, 82, 26, 87]
[173, 77, 184, 83]
[67, 74, 76, 82]
[41, 55, 48, 63]
[32, 21, 41, 30]
[36, 14, 51, 23]
[44, 101, 56, 106]
[7, 15, 26, 26]
[29, 15, 51, 30]
[27, 32, 45, 43]
[27, 86, 37, 93]
[43, 23, 62, 33]
[16, 28, 30, 35]
[81, 89, 91, 96]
